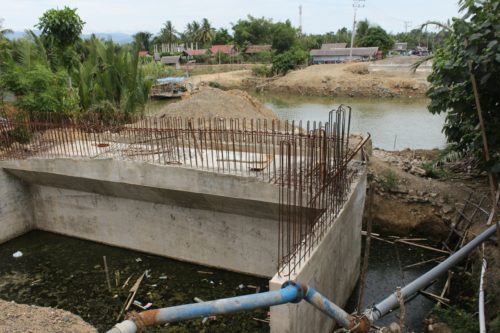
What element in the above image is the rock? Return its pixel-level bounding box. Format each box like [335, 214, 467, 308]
[441, 205, 453, 214]
[426, 322, 452, 333]
[410, 165, 427, 176]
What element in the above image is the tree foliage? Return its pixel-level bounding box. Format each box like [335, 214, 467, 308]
[358, 26, 394, 53]
[271, 47, 307, 75]
[232, 16, 274, 47]
[271, 20, 298, 53]
[427, 0, 500, 172]
[36, 7, 84, 49]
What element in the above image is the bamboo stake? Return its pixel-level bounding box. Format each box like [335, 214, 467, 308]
[403, 256, 446, 270]
[103, 256, 112, 293]
[357, 184, 373, 314]
[117, 272, 145, 321]
[419, 290, 450, 305]
[396, 287, 405, 333]
[395, 239, 451, 255]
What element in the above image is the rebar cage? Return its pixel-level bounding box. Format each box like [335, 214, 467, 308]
[0, 106, 367, 277]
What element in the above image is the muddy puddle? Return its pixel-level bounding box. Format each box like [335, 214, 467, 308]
[346, 240, 445, 332]
[0, 231, 269, 332]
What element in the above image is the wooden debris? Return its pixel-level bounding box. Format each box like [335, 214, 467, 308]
[197, 270, 214, 275]
[403, 256, 446, 270]
[395, 239, 451, 254]
[117, 272, 145, 321]
[419, 290, 450, 305]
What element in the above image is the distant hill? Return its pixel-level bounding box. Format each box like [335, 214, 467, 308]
[6, 31, 134, 44]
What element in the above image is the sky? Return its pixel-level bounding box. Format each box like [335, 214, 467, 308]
[1, 0, 461, 35]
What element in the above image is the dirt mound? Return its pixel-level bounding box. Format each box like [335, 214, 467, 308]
[156, 87, 278, 120]
[0, 299, 97, 333]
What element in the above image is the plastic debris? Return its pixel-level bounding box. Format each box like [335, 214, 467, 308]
[159, 275, 168, 280]
[145, 270, 151, 278]
[135, 258, 142, 262]
[238, 284, 245, 289]
[143, 302, 153, 309]
[12, 251, 23, 258]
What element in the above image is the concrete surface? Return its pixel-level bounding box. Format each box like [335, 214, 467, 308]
[0, 168, 32, 243]
[1, 159, 281, 276]
[269, 165, 367, 333]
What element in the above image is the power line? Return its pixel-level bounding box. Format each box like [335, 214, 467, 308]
[404, 21, 412, 33]
[299, 5, 303, 34]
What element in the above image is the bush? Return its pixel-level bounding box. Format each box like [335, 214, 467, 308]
[378, 170, 399, 192]
[271, 47, 308, 75]
[208, 81, 221, 88]
[252, 65, 273, 77]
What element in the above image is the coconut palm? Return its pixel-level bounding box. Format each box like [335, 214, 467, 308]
[197, 18, 215, 45]
[160, 21, 178, 45]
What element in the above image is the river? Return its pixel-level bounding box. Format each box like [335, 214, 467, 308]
[252, 93, 447, 151]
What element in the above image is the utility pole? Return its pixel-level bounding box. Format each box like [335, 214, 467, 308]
[349, 0, 365, 59]
[299, 5, 303, 35]
[404, 21, 411, 33]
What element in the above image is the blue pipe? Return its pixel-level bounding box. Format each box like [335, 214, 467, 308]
[304, 286, 354, 329]
[107, 282, 307, 333]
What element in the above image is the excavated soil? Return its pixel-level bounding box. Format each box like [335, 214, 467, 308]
[156, 87, 278, 120]
[268, 62, 429, 98]
[0, 299, 96, 333]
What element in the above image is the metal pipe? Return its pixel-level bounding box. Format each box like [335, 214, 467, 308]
[304, 286, 357, 329]
[107, 282, 306, 333]
[366, 224, 497, 322]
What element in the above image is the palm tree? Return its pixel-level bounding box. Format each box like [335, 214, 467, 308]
[160, 21, 178, 45]
[197, 18, 215, 45]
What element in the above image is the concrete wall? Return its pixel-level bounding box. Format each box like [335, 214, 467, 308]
[0, 168, 32, 243]
[269, 166, 367, 333]
[1, 159, 281, 277]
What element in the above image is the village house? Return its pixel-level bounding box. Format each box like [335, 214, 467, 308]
[392, 42, 408, 55]
[160, 55, 181, 69]
[244, 44, 272, 54]
[320, 43, 348, 50]
[310, 46, 379, 64]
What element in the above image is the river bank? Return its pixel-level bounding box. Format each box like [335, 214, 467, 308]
[188, 57, 430, 98]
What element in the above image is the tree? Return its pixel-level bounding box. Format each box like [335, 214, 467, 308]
[355, 19, 370, 44]
[36, 7, 84, 49]
[197, 18, 215, 45]
[358, 26, 394, 53]
[272, 47, 307, 75]
[426, 0, 500, 174]
[232, 16, 274, 47]
[159, 21, 178, 44]
[271, 20, 298, 53]
[213, 28, 233, 45]
[133, 31, 152, 51]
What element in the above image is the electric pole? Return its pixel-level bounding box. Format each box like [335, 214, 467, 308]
[404, 21, 411, 33]
[299, 5, 303, 35]
[349, 0, 365, 59]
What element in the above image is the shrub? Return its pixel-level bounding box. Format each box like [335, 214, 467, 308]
[252, 65, 272, 77]
[271, 47, 308, 75]
[378, 170, 399, 192]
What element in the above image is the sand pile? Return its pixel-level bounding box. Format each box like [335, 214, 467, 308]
[0, 299, 97, 333]
[156, 87, 277, 120]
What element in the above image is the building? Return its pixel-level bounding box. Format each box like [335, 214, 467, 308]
[320, 43, 347, 50]
[210, 44, 238, 56]
[310, 47, 379, 64]
[161, 55, 181, 69]
[138, 51, 150, 58]
[392, 42, 408, 55]
[183, 49, 208, 57]
[245, 44, 272, 54]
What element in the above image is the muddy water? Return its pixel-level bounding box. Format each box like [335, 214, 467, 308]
[0, 231, 269, 332]
[252, 93, 447, 151]
[346, 240, 445, 332]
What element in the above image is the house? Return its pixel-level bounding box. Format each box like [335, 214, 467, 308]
[310, 47, 379, 64]
[161, 55, 181, 69]
[245, 45, 272, 54]
[183, 49, 208, 58]
[210, 44, 238, 56]
[320, 43, 347, 50]
[138, 51, 150, 58]
[392, 42, 408, 55]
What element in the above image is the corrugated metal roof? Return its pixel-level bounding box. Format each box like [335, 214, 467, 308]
[161, 56, 181, 64]
[184, 49, 208, 56]
[245, 45, 272, 54]
[321, 43, 347, 49]
[211, 44, 236, 54]
[310, 47, 379, 57]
